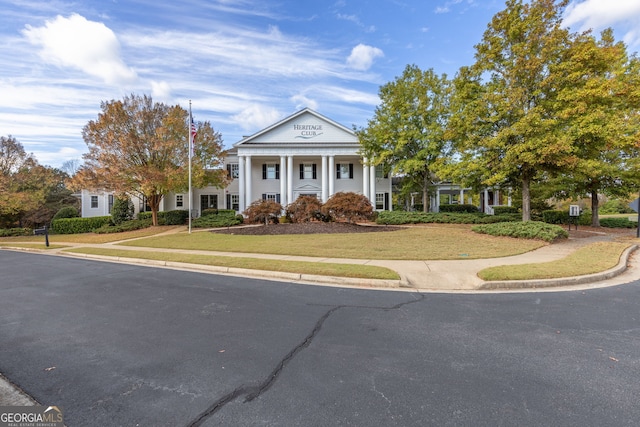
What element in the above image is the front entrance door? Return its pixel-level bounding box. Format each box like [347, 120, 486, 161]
[200, 194, 218, 214]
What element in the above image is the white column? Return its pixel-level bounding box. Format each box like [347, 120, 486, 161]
[495, 189, 500, 206]
[369, 164, 376, 203]
[460, 189, 464, 205]
[245, 156, 252, 206]
[238, 156, 245, 213]
[280, 155, 287, 206]
[362, 160, 369, 198]
[321, 155, 328, 202]
[287, 155, 294, 204]
[328, 156, 335, 197]
[483, 189, 489, 213]
[436, 189, 441, 213]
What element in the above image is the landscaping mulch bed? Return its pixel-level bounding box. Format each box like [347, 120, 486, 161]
[211, 222, 403, 235]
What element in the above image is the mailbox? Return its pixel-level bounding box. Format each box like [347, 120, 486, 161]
[33, 225, 49, 247]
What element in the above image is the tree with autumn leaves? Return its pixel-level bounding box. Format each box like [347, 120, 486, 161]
[71, 94, 228, 226]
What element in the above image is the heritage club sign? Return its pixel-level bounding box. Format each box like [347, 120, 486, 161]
[293, 124, 323, 139]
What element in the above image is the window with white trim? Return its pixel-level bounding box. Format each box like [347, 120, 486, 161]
[230, 194, 239, 211]
[263, 163, 279, 179]
[176, 194, 184, 208]
[375, 193, 385, 210]
[228, 163, 239, 179]
[90, 195, 98, 209]
[375, 165, 388, 179]
[337, 163, 353, 179]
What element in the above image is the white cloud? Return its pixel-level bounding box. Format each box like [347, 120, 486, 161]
[22, 13, 138, 85]
[231, 105, 283, 132]
[564, 0, 640, 47]
[346, 44, 384, 71]
[291, 94, 319, 111]
[150, 81, 172, 100]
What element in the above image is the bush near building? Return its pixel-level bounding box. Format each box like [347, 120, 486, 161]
[51, 216, 112, 234]
[193, 209, 243, 228]
[375, 211, 520, 225]
[472, 221, 568, 242]
[286, 195, 324, 223]
[244, 200, 283, 225]
[321, 192, 373, 223]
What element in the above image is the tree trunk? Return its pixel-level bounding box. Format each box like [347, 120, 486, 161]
[148, 193, 163, 226]
[521, 175, 531, 222]
[590, 190, 600, 227]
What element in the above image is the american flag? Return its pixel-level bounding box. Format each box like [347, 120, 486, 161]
[190, 113, 197, 143]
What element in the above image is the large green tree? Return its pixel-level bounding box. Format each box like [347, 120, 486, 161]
[449, 0, 576, 221]
[356, 64, 451, 211]
[549, 29, 640, 226]
[71, 94, 228, 226]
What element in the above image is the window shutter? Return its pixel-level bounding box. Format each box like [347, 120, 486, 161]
[300, 164, 304, 179]
[226, 194, 231, 209]
[262, 193, 266, 200]
[349, 163, 354, 179]
[226, 164, 231, 177]
[275, 164, 280, 180]
[276, 194, 281, 203]
[312, 164, 317, 179]
[336, 164, 341, 179]
[384, 192, 389, 210]
[262, 164, 267, 179]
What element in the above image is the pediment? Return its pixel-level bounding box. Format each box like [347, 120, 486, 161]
[234, 108, 358, 147]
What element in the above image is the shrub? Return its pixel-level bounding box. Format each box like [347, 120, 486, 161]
[599, 217, 636, 228]
[439, 204, 479, 213]
[111, 197, 135, 225]
[321, 192, 373, 223]
[472, 221, 568, 242]
[286, 195, 323, 223]
[542, 209, 567, 224]
[163, 209, 189, 225]
[375, 211, 520, 225]
[193, 209, 242, 228]
[51, 216, 112, 234]
[0, 228, 32, 237]
[492, 206, 519, 215]
[244, 199, 283, 224]
[52, 206, 79, 220]
[93, 219, 153, 234]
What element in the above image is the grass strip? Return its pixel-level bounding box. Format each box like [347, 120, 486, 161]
[0, 243, 68, 250]
[118, 226, 546, 260]
[478, 242, 631, 281]
[63, 247, 400, 280]
[0, 226, 180, 244]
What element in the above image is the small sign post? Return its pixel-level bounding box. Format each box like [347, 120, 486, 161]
[568, 205, 580, 231]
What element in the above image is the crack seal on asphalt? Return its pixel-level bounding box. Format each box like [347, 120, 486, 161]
[185, 293, 424, 427]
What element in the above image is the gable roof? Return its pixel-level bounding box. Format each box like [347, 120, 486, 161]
[233, 108, 358, 147]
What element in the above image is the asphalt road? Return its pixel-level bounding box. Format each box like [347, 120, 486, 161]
[1, 250, 639, 426]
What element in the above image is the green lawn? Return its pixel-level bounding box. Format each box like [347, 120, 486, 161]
[118, 225, 546, 260]
[478, 242, 632, 281]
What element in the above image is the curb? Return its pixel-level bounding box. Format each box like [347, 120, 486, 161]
[478, 244, 638, 290]
[62, 252, 403, 289]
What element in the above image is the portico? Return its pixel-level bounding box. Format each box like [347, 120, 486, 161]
[225, 108, 392, 212]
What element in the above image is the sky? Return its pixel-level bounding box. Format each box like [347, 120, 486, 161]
[1, 0, 640, 169]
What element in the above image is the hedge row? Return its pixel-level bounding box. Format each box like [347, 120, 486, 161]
[0, 228, 32, 237]
[93, 219, 154, 234]
[472, 221, 568, 242]
[193, 209, 243, 228]
[438, 204, 480, 213]
[137, 210, 189, 225]
[542, 210, 592, 226]
[51, 216, 112, 234]
[376, 211, 521, 225]
[599, 217, 637, 228]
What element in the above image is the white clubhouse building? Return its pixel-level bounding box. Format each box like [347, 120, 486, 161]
[80, 108, 393, 217]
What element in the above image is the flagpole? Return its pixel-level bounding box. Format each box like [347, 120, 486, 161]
[188, 100, 192, 234]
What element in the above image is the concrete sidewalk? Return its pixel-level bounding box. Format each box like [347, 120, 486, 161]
[7, 229, 639, 292]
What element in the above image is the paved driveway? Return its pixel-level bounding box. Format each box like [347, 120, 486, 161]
[1, 250, 639, 426]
